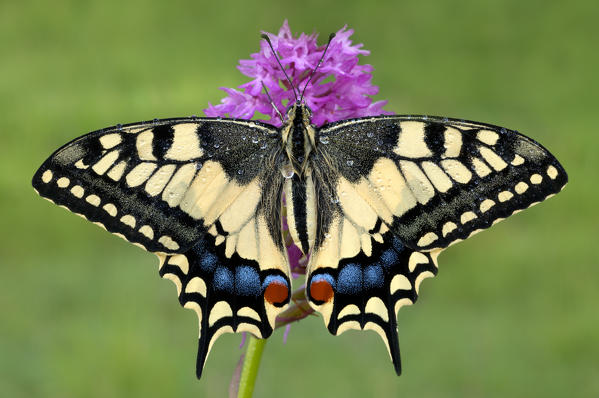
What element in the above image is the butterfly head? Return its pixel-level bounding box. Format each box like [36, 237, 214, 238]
[284, 102, 313, 126]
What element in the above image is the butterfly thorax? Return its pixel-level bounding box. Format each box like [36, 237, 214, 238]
[281, 103, 316, 177]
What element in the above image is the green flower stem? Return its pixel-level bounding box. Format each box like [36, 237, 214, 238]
[237, 336, 266, 398]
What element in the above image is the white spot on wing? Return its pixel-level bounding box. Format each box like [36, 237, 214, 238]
[479, 147, 507, 171]
[165, 123, 203, 160]
[460, 211, 477, 224]
[185, 277, 207, 296]
[394, 121, 432, 158]
[441, 159, 472, 183]
[497, 191, 514, 202]
[480, 199, 495, 213]
[107, 161, 127, 181]
[237, 307, 261, 321]
[126, 162, 157, 187]
[70, 185, 84, 198]
[92, 150, 120, 175]
[390, 274, 411, 293]
[408, 252, 429, 272]
[421, 161, 452, 193]
[369, 158, 417, 217]
[103, 203, 117, 217]
[365, 297, 388, 322]
[337, 177, 378, 230]
[471, 157, 492, 177]
[443, 126, 462, 158]
[400, 160, 435, 204]
[145, 164, 177, 197]
[511, 154, 525, 166]
[547, 165, 558, 179]
[417, 232, 438, 247]
[442, 221, 457, 237]
[74, 160, 88, 169]
[120, 214, 136, 228]
[515, 182, 529, 194]
[209, 301, 233, 326]
[530, 174, 543, 184]
[476, 129, 499, 146]
[57, 177, 70, 188]
[167, 254, 189, 274]
[162, 163, 197, 207]
[99, 133, 122, 149]
[85, 194, 101, 207]
[337, 304, 360, 318]
[159, 235, 179, 251]
[139, 225, 154, 239]
[41, 170, 53, 183]
[136, 130, 157, 161]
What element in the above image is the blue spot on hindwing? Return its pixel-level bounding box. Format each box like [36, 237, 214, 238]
[310, 273, 336, 288]
[392, 236, 405, 252]
[199, 252, 218, 272]
[235, 266, 261, 296]
[337, 263, 362, 294]
[213, 267, 233, 293]
[262, 274, 288, 291]
[364, 265, 384, 289]
[379, 248, 399, 269]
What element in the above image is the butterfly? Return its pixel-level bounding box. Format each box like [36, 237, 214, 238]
[32, 35, 567, 379]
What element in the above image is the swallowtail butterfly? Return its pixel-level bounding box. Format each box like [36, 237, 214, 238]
[32, 35, 567, 378]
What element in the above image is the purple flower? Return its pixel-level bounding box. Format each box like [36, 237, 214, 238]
[204, 20, 392, 127]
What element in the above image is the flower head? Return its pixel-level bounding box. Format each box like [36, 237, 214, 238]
[204, 20, 391, 126]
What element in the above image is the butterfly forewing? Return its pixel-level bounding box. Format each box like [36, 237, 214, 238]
[316, 116, 567, 250]
[32, 117, 292, 377]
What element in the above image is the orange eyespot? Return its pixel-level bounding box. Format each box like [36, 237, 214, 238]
[264, 281, 289, 305]
[309, 279, 334, 303]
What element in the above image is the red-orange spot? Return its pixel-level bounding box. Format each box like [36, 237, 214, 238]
[264, 281, 289, 305]
[310, 280, 334, 303]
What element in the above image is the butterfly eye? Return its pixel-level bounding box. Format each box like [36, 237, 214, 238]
[262, 274, 290, 306]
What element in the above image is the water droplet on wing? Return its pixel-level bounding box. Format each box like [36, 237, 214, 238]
[281, 163, 294, 179]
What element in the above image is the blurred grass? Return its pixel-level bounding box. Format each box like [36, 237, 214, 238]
[1, 0, 598, 397]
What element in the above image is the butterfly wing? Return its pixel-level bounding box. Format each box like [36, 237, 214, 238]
[32, 117, 291, 378]
[306, 115, 567, 373]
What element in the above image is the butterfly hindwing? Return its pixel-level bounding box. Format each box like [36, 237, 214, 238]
[307, 224, 439, 374]
[32, 117, 292, 376]
[158, 230, 290, 378]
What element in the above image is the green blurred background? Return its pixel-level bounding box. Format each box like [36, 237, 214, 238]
[1, 0, 597, 397]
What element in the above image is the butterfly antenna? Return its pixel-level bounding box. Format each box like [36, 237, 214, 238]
[261, 81, 284, 123]
[261, 34, 298, 102]
[299, 33, 335, 103]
